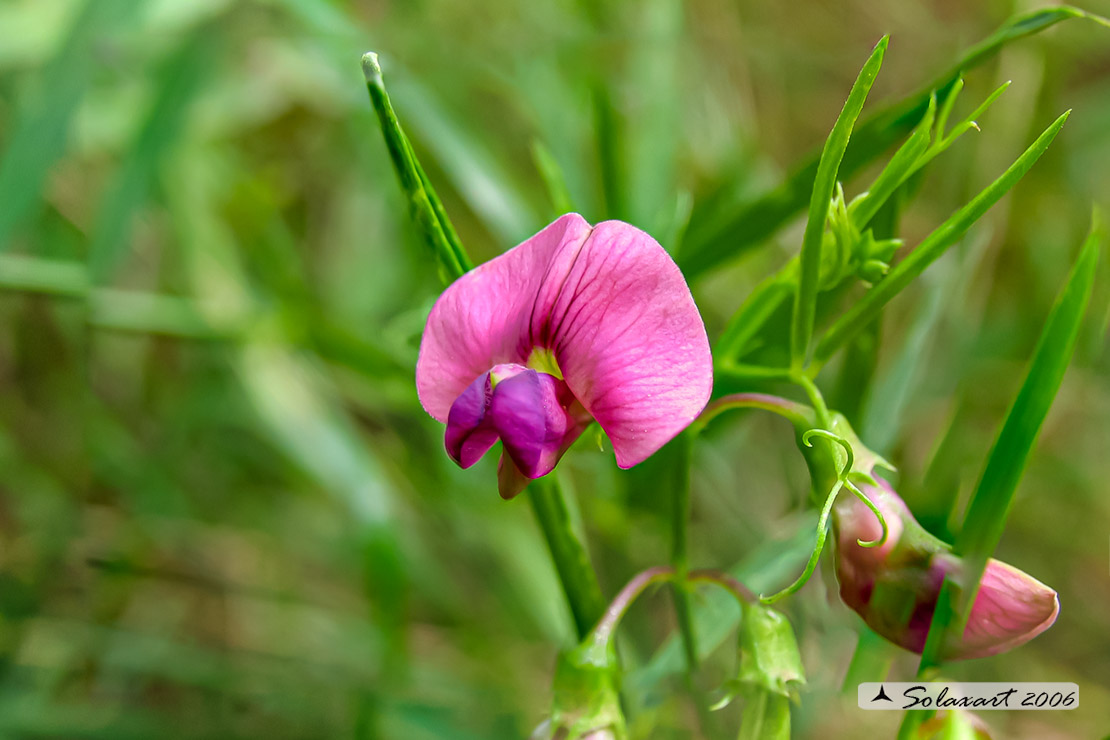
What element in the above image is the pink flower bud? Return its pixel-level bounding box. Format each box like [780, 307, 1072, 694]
[833, 478, 1058, 660]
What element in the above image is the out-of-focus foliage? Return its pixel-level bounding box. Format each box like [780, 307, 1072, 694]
[0, 0, 1107, 738]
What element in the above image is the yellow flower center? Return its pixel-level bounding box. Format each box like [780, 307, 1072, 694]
[526, 347, 564, 380]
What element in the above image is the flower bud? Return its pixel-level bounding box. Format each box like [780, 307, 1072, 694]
[532, 640, 625, 740]
[833, 478, 1058, 660]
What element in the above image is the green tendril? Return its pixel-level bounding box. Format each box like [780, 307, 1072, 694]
[801, 427, 854, 472]
[762, 429, 857, 604]
[844, 478, 889, 548]
[760, 475, 846, 604]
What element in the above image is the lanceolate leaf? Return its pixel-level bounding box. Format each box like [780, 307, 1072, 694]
[918, 224, 1101, 671]
[956, 228, 1100, 612]
[677, 5, 1106, 279]
[362, 52, 472, 285]
[792, 36, 887, 370]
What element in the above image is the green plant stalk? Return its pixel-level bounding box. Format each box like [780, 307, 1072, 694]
[668, 432, 699, 670]
[529, 477, 607, 640]
[362, 52, 472, 284]
[917, 223, 1100, 672]
[792, 36, 887, 370]
[814, 110, 1071, 366]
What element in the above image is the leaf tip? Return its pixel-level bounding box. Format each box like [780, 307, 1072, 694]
[361, 51, 383, 85]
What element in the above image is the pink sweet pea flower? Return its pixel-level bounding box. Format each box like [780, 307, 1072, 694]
[416, 213, 713, 499]
[834, 478, 1059, 660]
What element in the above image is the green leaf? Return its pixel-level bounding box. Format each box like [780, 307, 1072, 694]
[677, 5, 1106, 279]
[88, 29, 216, 282]
[919, 221, 1100, 671]
[0, 0, 132, 251]
[531, 139, 576, 217]
[791, 36, 887, 370]
[362, 52, 473, 285]
[956, 227, 1100, 605]
[814, 110, 1071, 366]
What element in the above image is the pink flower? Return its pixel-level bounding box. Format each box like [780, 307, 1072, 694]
[416, 213, 713, 499]
[834, 478, 1059, 660]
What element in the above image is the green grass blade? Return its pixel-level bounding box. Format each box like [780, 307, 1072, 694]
[791, 36, 887, 370]
[918, 223, 1100, 671]
[955, 228, 1099, 606]
[362, 52, 472, 284]
[530, 139, 575, 216]
[677, 5, 1103, 279]
[0, 254, 89, 297]
[814, 110, 1070, 366]
[0, 0, 130, 251]
[715, 264, 797, 363]
[88, 30, 215, 282]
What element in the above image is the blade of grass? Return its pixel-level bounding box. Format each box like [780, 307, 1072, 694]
[814, 110, 1071, 366]
[530, 139, 575, 217]
[362, 52, 472, 284]
[88, 29, 216, 282]
[791, 36, 887, 370]
[677, 5, 1107, 279]
[916, 221, 1100, 671]
[0, 0, 130, 251]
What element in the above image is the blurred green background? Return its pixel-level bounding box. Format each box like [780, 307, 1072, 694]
[0, 0, 1108, 738]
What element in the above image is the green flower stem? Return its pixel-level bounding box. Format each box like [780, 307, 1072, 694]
[529, 477, 607, 640]
[590, 566, 676, 649]
[693, 392, 813, 435]
[688, 568, 757, 605]
[668, 432, 698, 670]
[790, 372, 832, 430]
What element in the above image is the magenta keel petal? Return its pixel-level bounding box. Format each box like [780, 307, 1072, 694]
[444, 371, 499, 468]
[490, 370, 570, 479]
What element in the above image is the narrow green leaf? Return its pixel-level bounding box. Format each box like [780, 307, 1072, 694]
[531, 139, 576, 217]
[846, 94, 935, 230]
[0, 254, 89, 297]
[0, 0, 131, 251]
[919, 223, 1100, 672]
[814, 110, 1071, 366]
[791, 36, 887, 370]
[362, 52, 472, 284]
[88, 30, 215, 282]
[956, 228, 1099, 606]
[715, 266, 797, 362]
[677, 5, 1106, 279]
